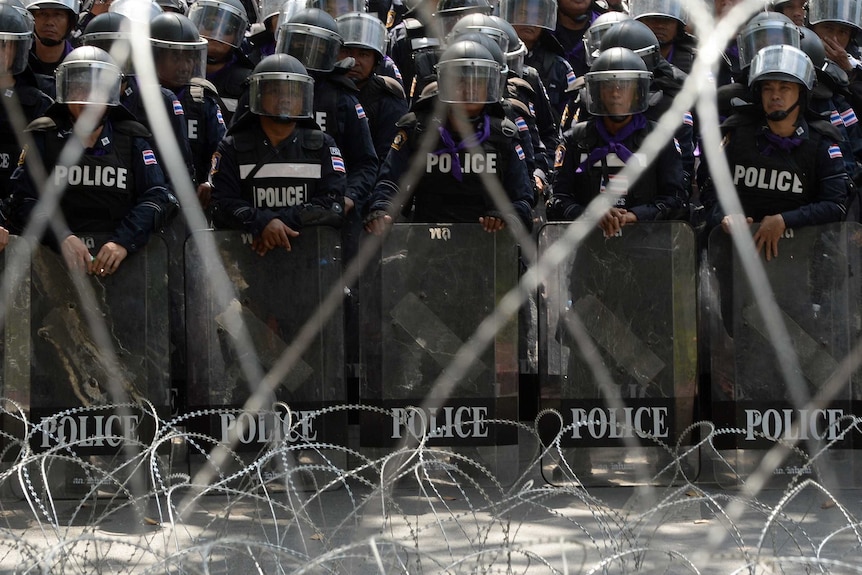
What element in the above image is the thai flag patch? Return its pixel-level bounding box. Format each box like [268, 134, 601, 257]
[515, 116, 528, 132]
[829, 145, 843, 159]
[831, 110, 843, 126]
[683, 111, 693, 126]
[332, 154, 346, 172]
[841, 108, 858, 126]
[674, 138, 681, 154]
[355, 103, 366, 119]
[172, 99, 184, 115]
[142, 149, 157, 165]
[216, 109, 225, 124]
[515, 144, 525, 160]
[565, 69, 576, 88]
[528, 102, 535, 116]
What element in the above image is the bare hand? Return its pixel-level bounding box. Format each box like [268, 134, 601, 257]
[364, 213, 392, 236]
[90, 241, 128, 276]
[752, 214, 786, 262]
[479, 216, 505, 233]
[720, 214, 753, 235]
[0, 226, 8, 253]
[822, 36, 853, 71]
[598, 207, 636, 237]
[197, 181, 213, 209]
[344, 197, 355, 214]
[253, 218, 299, 256]
[61, 235, 93, 274]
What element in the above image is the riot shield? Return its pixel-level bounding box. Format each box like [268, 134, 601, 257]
[359, 223, 521, 487]
[184, 228, 347, 491]
[0, 234, 170, 499]
[705, 223, 862, 488]
[538, 221, 699, 487]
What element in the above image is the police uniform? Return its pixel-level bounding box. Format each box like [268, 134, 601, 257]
[548, 114, 688, 221]
[665, 32, 697, 76]
[176, 78, 228, 187]
[554, 9, 603, 79]
[28, 39, 74, 76]
[209, 114, 347, 236]
[357, 73, 409, 161]
[207, 50, 255, 123]
[524, 31, 577, 116]
[701, 115, 849, 229]
[7, 105, 177, 252]
[366, 99, 534, 227]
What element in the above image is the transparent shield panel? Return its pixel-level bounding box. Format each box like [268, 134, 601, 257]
[706, 223, 862, 488]
[538, 221, 699, 487]
[359, 223, 520, 486]
[184, 228, 346, 490]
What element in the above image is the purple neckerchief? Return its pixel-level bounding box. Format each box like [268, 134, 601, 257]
[575, 113, 647, 173]
[260, 41, 275, 58]
[666, 43, 675, 65]
[561, 10, 600, 62]
[762, 129, 803, 156]
[725, 42, 739, 60]
[433, 115, 491, 181]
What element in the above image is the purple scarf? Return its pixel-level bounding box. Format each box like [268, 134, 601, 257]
[576, 113, 647, 173]
[433, 115, 491, 182]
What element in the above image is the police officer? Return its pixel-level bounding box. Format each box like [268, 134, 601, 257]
[7, 46, 177, 275]
[336, 11, 408, 160]
[26, 0, 77, 76]
[547, 47, 687, 235]
[151, 11, 227, 201]
[630, 0, 696, 74]
[807, 0, 862, 112]
[244, 0, 280, 64]
[386, 0, 439, 103]
[770, 0, 806, 27]
[0, 2, 52, 203]
[188, 0, 254, 122]
[364, 40, 534, 233]
[209, 54, 346, 255]
[554, 0, 606, 78]
[701, 45, 850, 260]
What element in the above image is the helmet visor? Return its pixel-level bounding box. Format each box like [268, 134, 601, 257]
[584, 70, 651, 116]
[498, 0, 556, 29]
[0, 33, 32, 75]
[630, 0, 685, 24]
[82, 33, 134, 74]
[249, 72, 314, 118]
[437, 58, 501, 103]
[737, 22, 800, 69]
[56, 60, 122, 105]
[153, 43, 207, 87]
[336, 12, 386, 56]
[189, 2, 247, 47]
[749, 44, 815, 90]
[309, 0, 363, 17]
[506, 40, 526, 76]
[276, 25, 342, 71]
[808, 0, 862, 31]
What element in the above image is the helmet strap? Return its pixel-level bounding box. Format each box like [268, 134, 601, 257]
[765, 97, 800, 122]
[36, 34, 64, 47]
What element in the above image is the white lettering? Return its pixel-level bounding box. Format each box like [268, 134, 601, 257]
[570, 407, 669, 439]
[53, 166, 128, 188]
[218, 407, 318, 445]
[39, 414, 140, 448]
[744, 408, 845, 441]
[188, 119, 198, 139]
[254, 185, 307, 208]
[315, 111, 327, 132]
[390, 406, 490, 439]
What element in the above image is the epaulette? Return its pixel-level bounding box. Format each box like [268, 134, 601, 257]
[378, 74, 406, 99]
[24, 116, 57, 132]
[507, 76, 535, 96]
[113, 119, 152, 139]
[395, 111, 418, 130]
[189, 77, 220, 103]
[808, 118, 844, 142]
[300, 128, 325, 151]
[504, 96, 532, 118]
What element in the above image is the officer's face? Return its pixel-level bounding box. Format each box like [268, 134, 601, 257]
[714, 0, 743, 19]
[812, 21, 854, 49]
[639, 16, 678, 46]
[600, 79, 637, 115]
[513, 24, 542, 48]
[339, 47, 376, 82]
[33, 8, 70, 42]
[776, 0, 806, 27]
[557, 0, 590, 21]
[204, 37, 233, 61]
[760, 79, 800, 118]
[156, 49, 198, 88]
[260, 81, 303, 117]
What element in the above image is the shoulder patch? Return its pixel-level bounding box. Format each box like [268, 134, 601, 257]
[17, 144, 27, 166]
[554, 144, 565, 169]
[331, 149, 346, 173]
[828, 144, 843, 159]
[210, 152, 220, 176]
[173, 99, 184, 115]
[142, 149, 158, 165]
[380, 74, 406, 99]
[391, 129, 407, 151]
[355, 103, 366, 119]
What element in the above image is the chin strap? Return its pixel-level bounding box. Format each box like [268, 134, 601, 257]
[765, 97, 800, 122]
[36, 34, 64, 47]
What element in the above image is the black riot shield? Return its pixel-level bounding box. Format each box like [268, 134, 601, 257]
[0, 234, 169, 498]
[359, 223, 521, 486]
[184, 228, 346, 490]
[705, 223, 862, 488]
[538, 222, 699, 487]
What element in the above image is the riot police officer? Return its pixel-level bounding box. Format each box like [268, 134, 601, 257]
[209, 54, 347, 255]
[554, 0, 606, 79]
[547, 47, 687, 235]
[770, 0, 806, 27]
[26, 0, 78, 75]
[151, 11, 227, 200]
[336, 11, 408, 160]
[364, 40, 534, 233]
[7, 46, 177, 275]
[630, 0, 696, 74]
[701, 45, 850, 259]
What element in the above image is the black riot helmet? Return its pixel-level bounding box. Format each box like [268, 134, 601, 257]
[749, 44, 815, 121]
[488, 15, 527, 77]
[630, 0, 685, 26]
[150, 12, 207, 88]
[308, 0, 365, 18]
[799, 27, 827, 71]
[188, 0, 249, 48]
[249, 53, 315, 119]
[599, 19, 662, 71]
[81, 12, 134, 74]
[156, 0, 188, 14]
[449, 31, 507, 95]
[1, 0, 34, 32]
[808, 0, 862, 33]
[336, 11, 387, 60]
[108, 0, 164, 23]
[736, 11, 800, 70]
[276, 7, 343, 72]
[583, 10, 630, 66]
[584, 46, 652, 119]
[55, 45, 124, 106]
[436, 38, 501, 104]
[497, 0, 556, 30]
[435, 0, 492, 39]
[448, 13, 508, 53]
[0, 2, 32, 75]
[26, 0, 78, 43]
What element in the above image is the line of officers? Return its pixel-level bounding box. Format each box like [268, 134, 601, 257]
[0, 0, 856, 280]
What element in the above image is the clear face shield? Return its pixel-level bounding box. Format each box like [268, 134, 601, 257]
[506, 39, 526, 76]
[737, 20, 801, 69]
[748, 44, 815, 90]
[436, 57, 501, 103]
[584, 70, 652, 116]
[807, 0, 862, 30]
[335, 12, 386, 55]
[152, 40, 207, 87]
[82, 32, 134, 74]
[275, 23, 342, 71]
[274, 0, 308, 28]
[309, 0, 363, 17]
[629, 0, 685, 23]
[108, 0, 163, 23]
[249, 72, 315, 118]
[56, 60, 123, 105]
[584, 17, 626, 66]
[0, 32, 32, 75]
[497, 0, 556, 30]
[188, 1, 247, 47]
[412, 39, 441, 84]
